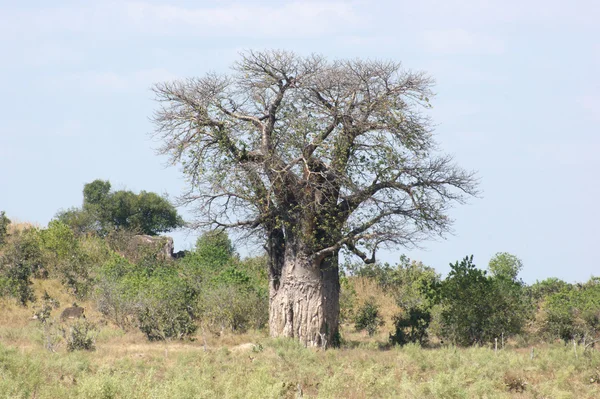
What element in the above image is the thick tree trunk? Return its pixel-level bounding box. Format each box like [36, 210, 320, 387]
[269, 245, 340, 348]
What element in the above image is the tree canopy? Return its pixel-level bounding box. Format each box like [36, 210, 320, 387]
[152, 50, 478, 346]
[56, 179, 184, 236]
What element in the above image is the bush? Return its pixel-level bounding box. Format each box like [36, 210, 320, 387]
[33, 291, 61, 324]
[40, 221, 111, 298]
[354, 297, 384, 336]
[136, 272, 198, 341]
[63, 319, 97, 351]
[198, 284, 268, 333]
[0, 228, 42, 304]
[0, 211, 10, 246]
[179, 246, 269, 334]
[390, 306, 432, 346]
[95, 256, 139, 330]
[58, 179, 184, 236]
[96, 255, 198, 340]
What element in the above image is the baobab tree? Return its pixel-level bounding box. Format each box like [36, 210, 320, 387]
[152, 50, 478, 347]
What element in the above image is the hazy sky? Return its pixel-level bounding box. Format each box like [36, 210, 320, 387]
[1, 0, 598, 283]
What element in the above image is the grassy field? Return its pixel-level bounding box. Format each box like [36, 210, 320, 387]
[1, 280, 599, 398]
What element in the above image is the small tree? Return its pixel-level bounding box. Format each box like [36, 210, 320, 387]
[195, 230, 236, 268]
[538, 279, 600, 344]
[390, 307, 432, 346]
[0, 228, 42, 305]
[56, 179, 184, 236]
[438, 256, 496, 346]
[0, 211, 10, 246]
[354, 296, 384, 336]
[438, 255, 529, 346]
[488, 252, 523, 281]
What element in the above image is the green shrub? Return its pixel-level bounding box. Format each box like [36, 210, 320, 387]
[58, 179, 184, 237]
[136, 272, 198, 341]
[354, 296, 384, 336]
[0, 211, 10, 246]
[0, 228, 42, 304]
[390, 306, 432, 346]
[63, 319, 97, 351]
[198, 284, 268, 333]
[339, 275, 357, 323]
[33, 291, 61, 324]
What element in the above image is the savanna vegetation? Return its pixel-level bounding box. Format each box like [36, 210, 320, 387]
[2, 51, 599, 398]
[1, 202, 600, 397]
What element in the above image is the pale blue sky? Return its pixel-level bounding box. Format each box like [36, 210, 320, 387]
[1, 0, 598, 283]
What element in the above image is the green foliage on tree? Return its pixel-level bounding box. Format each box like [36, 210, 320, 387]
[353, 296, 384, 336]
[0, 211, 10, 246]
[538, 278, 600, 344]
[437, 254, 530, 346]
[529, 277, 572, 302]
[390, 307, 432, 346]
[96, 230, 268, 339]
[56, 179, 184, 236]
[351, 256, 439, 345]
[194, 230, 236, 269]
[488, 252, 523, 281]
[0, 228, 43, 305]
[39, 220, 111, 298]
[136, 270, 199, 341]
[487, 253, 532, 342]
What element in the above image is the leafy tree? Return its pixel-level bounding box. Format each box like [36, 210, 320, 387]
[354, 296, 384, 336]
[136, 271, 198, 341]
[152, 50, 478, 347]
[438, 255, 529, 346]
[0, 228, 42, 304]
[0, 211, 10, 246]
[54, 207, 97, 236]
[39, 220, 105, 298]
[56, 179, 184, 236]
[383, 256, 440, 346]
[195, 230, 236, 268]
[529, 277, 572, 302]
[438, 256, 496, 346]
[390, 307, 432, 346]
[488, 252, 523, 281]
[487, 253, 531, 342]
[538, 279, 600, 344]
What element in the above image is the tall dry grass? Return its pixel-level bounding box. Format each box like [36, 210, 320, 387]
[1, 278, 600, 398]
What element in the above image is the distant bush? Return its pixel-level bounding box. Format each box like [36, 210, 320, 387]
[354, 297, 384, 336]
[33, 291, 61, 324]
[0, 211, 10, 246]
[56, 179, 184, 236]
[198, 284, 268, 333]
[95, 255, 139, 330]
[136, 271, 198, 341]
[390, 306, 432, 346]
[40, 221, 112, 298]
[180, 234, 269, 333]
[63, 319, 97, 351]
[96, 255, 199, 341]
[536, 278, 600, 344]
[0, 228, 43, 305]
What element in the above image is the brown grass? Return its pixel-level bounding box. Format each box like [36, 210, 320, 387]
[1, 279, 600, 398]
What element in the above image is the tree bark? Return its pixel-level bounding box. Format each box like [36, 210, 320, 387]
[269, 245, 340, 348]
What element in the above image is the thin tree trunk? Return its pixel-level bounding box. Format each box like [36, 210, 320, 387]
[269, 245, 339, 348]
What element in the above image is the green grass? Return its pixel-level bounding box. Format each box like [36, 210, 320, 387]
[1, 337, 600, 398]
[1, 280, 600, 398]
